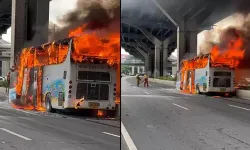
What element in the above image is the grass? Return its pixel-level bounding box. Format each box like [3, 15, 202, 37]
[0, 80, 8, 88]
[157, 76, 176, 81]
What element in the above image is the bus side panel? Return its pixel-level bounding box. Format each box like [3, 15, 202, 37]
[231, 70, 235, 91]
[111, 66, 117, 108]
[195, 68, 208, 93]
[42, 46, 71, 109]
[42, 65, 66, 109]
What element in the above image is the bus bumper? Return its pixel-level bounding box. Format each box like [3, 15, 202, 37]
[64, 99, 116, 110]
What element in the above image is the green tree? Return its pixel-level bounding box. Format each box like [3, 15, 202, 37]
[121, 65, 131, 74]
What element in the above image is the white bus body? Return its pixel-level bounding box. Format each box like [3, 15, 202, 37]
[176, 55, 235, 94]
[41, 39, 117, 111]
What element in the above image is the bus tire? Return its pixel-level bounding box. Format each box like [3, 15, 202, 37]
[45, 94, 55, 113]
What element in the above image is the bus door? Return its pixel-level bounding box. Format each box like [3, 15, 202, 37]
[33, 68, 38, 107]
[183, 71, 189, 91]
[33, 67, 43, 110]
[190, 70, 195, 93]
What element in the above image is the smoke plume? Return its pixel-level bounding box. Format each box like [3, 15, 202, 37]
[234, 0, 250, 16]
[50, 0, 120, 41]
[198, 12, 250, 84]
[198, 13, 250, 67]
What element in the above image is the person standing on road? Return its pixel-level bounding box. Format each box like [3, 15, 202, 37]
[136, 74, 141, 87]
[143, 74, 149, 87]
[6, 72, 10, 93]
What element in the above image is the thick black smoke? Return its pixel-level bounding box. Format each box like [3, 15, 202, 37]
[50, 0, 120, 41]
[234, 0, 250, 16]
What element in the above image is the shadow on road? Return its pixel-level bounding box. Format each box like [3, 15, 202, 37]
[54, 109, 120, 128]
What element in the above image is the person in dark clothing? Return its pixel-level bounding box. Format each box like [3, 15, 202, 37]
[6, 72, 10, 93]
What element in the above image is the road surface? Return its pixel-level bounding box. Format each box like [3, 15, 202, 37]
[0, 93, 120, 150]
[122, 76, 250, 150]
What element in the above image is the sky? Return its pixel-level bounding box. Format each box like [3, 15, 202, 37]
[2, 0, 78, 43]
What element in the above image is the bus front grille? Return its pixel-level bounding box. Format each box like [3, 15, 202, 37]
[76, 83, 109, 101]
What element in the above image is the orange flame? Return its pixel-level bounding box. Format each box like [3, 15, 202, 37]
[210, 38, 245, 68]
[69, 24, 120, 104]
[97, 110, 104, 116]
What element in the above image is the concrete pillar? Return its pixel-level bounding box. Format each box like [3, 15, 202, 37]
[177, 19, 198, 71]
[154, 44, 161, 78]
[11, 0, 50, 68]
[163, 39, 169, 76]
[154, 38, 170, 78]
[135, 47, 153, 77]
[137, 66, 140, 74]
[142, 66, 145, 73]
[148, 54, 153, 77]
[11, 0, 27, 68]
[177, 21, 185, 71]
[131, 66, 135, 75]
[146, 54, 153, 77]
[186, 19, 198, 55]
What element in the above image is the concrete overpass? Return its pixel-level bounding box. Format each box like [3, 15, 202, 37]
[121, 0, 245, 77]
[0, 38, 11, 76]
[0, 0, 51, 68]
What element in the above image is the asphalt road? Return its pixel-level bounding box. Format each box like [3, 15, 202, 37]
[121, 76, 250, 150]
[0, 98, 120, 150]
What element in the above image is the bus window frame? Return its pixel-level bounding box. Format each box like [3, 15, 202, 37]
[76, 71, 111, 83]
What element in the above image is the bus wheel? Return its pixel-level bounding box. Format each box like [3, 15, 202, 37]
[45, 94, 55, 113]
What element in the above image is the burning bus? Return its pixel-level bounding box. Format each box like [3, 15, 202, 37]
[176, 38, 245, 95]
[8, 28, 120, 114]
[176, 54, 236, 95]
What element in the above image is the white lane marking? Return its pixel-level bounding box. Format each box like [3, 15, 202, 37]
[102, 132, 120, 138]
[121, 122, 138, 150]
[228, 104, 250, 111]
[172, 103, 189, 110]
[121, 95, 175, 98]
[0, 128, 32, 140]
[144, 91, 150, 94]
